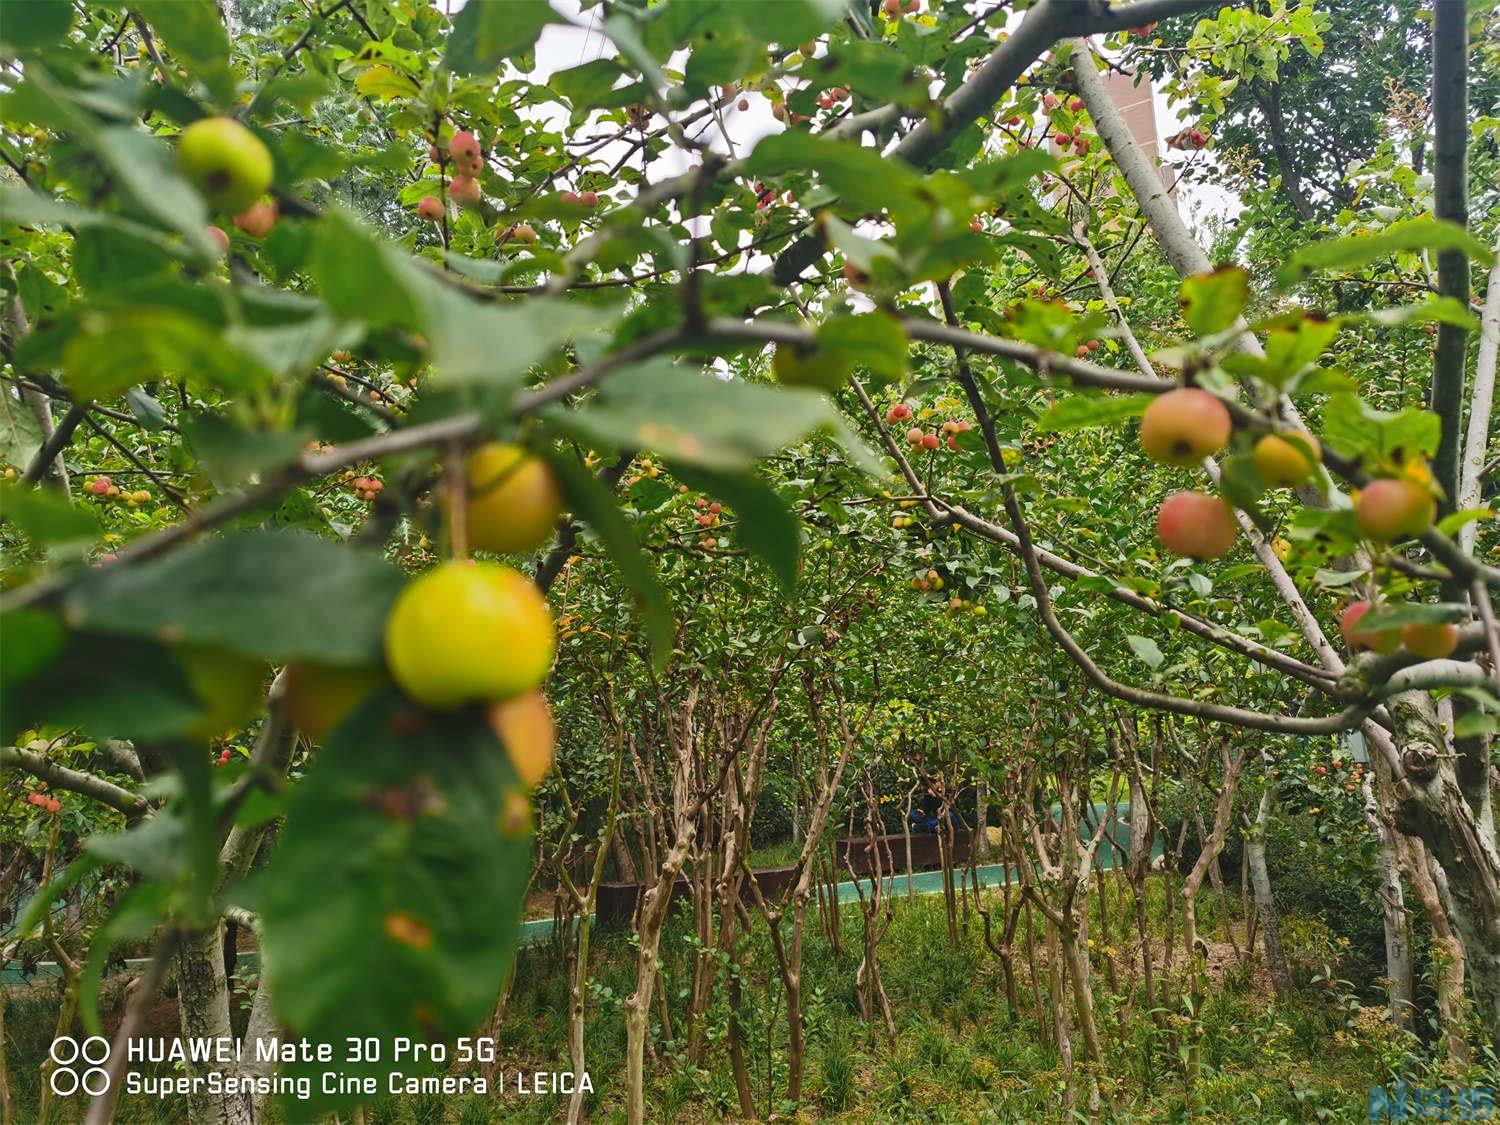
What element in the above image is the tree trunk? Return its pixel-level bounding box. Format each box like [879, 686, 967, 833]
[1363, 775, 1415, 1029]
[1397, 834, 1469, 1065]
[176, 926, 255, 1125]
[1245, 783, 1292, 999]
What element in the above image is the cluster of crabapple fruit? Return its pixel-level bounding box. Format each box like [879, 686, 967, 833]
[345, 473, 384, 503]
[175, 117, 279, 252]
[886, 403, 974, 452]
[213, 747, 234, 767]
[85, 476, 152, 506]
[26, 792, 62, 814]
[1138, 387, 1448, 660]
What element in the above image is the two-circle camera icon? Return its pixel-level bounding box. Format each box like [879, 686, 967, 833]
[48, 1036, 111, 1096]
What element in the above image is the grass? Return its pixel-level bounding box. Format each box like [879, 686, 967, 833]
[4, 877, 1493, 1122]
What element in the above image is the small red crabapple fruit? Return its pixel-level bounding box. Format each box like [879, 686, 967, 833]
[708, 502, 721, 514]
[233, 199, 278, 238]
[907, 427, 925, 447]
[921, 433, 941, 450]
[1071, 99, 1084, 111]
[702, 537, 718, 549]
[448, 175, 481, 206]
[417, 195, 444, 222]
[579, 191, 599, 207]
[449, 130, 480, 162]
[738, 98, 750, 111]
[206, 225, 230, 254]
[698, 514, 713, 526]
[560, 190, 580, 204]
[947, 435, 959, 450]
[1055, 132, 1070, 146]
[1044, 94, 1059, 110]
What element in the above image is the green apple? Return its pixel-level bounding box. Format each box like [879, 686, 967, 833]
[178, 117, 274, 214]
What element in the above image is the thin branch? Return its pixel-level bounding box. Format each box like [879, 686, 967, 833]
[23, 402, 87, 485]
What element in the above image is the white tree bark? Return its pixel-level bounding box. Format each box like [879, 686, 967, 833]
[1458, 247, 1499, 553]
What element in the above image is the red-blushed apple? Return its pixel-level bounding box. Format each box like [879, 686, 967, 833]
[448, 175, 481, 206]
[1139, 388, 1232, 466]
[417, 195, 444, 222]
[1156, 491, 1237, 559]
[1355, 478, 1435, 541]
[448, 130, 480, 163]
[232, 199, 278, 238]
[1253, 431, 1321, 487]
[1402, 621, 1459, 660]
[906, 427, 925, 447]
[921, 433, 941, 450]
[206, 225, 230, 254]
[1339, 600, 1400, 654]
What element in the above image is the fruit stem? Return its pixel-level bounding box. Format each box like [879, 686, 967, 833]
[445, 439, 469, 560]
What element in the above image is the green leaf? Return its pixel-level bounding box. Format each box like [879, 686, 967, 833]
[673, 465, 800, 592]
[1037, 393, 1153, 432]
[410, 274, 617, 390]
[1455, 711, 1498, 739]
[559, 358, 882, 473]
[311, 207, 418, 329]
[183, 414, 312, 490]
[64, 530, 405, 666]
[1256, 314, 1340, 389]
[64, 307, 264, 399]
[134, 1, 233, 103]
[602, 14, 669, 94]
[546, 453, 674, 666]
[817, 313, 908, 385]
[0, 384, 45, 469]
[1179, 267, 1248, 337]
[0, 609, 64, 684]
[1321, 393, 1441, 460]
[0, 483, 99, 546]
[1313, 567, 1366, 589]
[257, 698, 531, 1114]
[6, 633, 203, 744]
[88, 812, 189, 882]
[1125, 634, 1164, 670]
[1436, 507, 1494, 536]
[1357, 296, 1478, 330]
[94, 126, 214, 255]
[1357, 602, 1467, 631]
[445, 0, 553, 74]
[746, 132, 922, 219]
[0, 0, 72, 49]
[1278, 218, 1495, 287]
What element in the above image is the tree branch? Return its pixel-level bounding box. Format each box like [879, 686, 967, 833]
[1, 746, 149, 818]
[1429, 0, 1470, 511]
